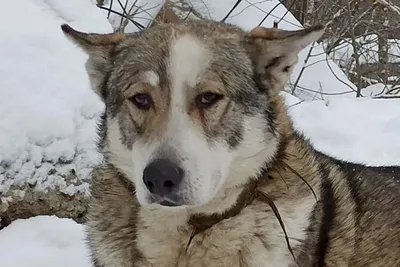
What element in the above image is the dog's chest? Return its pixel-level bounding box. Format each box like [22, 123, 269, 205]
[136, 205, 296, 267]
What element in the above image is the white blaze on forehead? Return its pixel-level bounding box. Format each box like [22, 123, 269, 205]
[142, 70, 159, 87]
[162, 35, 221, 206]
[166, 34, 212, 154]
[166, 34, 212, 161]
[168, 34, 211, 106]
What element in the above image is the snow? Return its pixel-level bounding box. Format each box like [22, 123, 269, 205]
[0, 216, 92, 267]
[361, 83, 399, 97]
[0, 0, 111, 195]
[284, 92, 400, 166]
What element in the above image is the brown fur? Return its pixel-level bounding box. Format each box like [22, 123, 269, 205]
[62, 20, 400, 267]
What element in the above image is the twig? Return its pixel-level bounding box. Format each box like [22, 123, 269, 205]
[257, 1, 282, 26]
[346, 0, 363, 97]
[291, 42, 316, 95]
[277, 0, 299, 25]
[375, 0, 400, 16]
[107, 0, 114, 19]
[324, 54, 359, 95]
[289, 84, 355, 96]
[221, 0, 243, 22]
[183, 7, 194, 21]
[288, 99, 305, 108]
[97, 5, 146, 30]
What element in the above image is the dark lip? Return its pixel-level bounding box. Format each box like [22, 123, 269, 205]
[158, 200, 180, 207]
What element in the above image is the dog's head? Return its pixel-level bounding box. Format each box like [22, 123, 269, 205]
[62, 20, 323, 208]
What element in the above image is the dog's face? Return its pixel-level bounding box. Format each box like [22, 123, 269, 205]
[62, 20, 323, 208]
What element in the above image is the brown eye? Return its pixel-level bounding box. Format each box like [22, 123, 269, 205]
[195, 92, 223, 109]
[130, 93, 152, 110]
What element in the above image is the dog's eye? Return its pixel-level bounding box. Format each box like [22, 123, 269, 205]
[130, 93, 152, 110]
[196, 92, 223, 109]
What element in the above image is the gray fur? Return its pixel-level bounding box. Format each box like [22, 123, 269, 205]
[61, 20, 400, 267]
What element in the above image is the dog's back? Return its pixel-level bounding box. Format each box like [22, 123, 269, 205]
[335, 161, 400, 266]
[295, 150, 400, 266]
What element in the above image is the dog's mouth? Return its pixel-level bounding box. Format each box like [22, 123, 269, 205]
[158, 200, 180, 207]
[148, 195, 184, 207]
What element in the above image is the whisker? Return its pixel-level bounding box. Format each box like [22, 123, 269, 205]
[282, 161, 318, 201]
[273, 167, 290, 191]
[277, 235, 303, 243]
[256, 190, 296, 261]
[185, 229, 197, 253]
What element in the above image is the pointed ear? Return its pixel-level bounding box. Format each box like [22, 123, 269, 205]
[61, 24, 125, 98]
[247, 25, 325, 93]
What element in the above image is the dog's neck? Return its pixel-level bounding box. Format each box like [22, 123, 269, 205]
[187, 179, 259, 239]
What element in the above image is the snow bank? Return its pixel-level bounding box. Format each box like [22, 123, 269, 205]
[0, 216, 91, 267]
[188, 0, 358, 101]
[284, 92, 400, 166]
[0, 0, 111, 194]
[361, 83, 399, 97]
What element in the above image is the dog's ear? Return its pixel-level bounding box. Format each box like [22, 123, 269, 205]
[247, 25, 325, 93]
[61, 24, 125, 98]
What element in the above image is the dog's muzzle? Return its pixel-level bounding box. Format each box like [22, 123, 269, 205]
[143, 158, 184, 207]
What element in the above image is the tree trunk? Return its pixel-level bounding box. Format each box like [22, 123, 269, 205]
[1, 166, 89, 228]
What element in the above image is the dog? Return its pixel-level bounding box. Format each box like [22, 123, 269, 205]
[61, 19, 400, 267]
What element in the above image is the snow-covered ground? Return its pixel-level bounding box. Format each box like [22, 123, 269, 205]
[0, 0, 399, 266]
[0, 216, 91, 267]
[284, 93, 400, 166]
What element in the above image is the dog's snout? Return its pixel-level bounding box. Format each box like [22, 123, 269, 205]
[143, 159, 184, 197]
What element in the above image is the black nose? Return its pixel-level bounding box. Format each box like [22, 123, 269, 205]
[143, 159, 184, 197]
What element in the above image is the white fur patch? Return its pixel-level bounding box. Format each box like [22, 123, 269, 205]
[164, 34, 235, 206]
[107, 119, 156, 204]
[228, 114, 279, 187]
[142, 70, 159, 87]
[169, 34, 210, 92]
[106, 119, 133, 178]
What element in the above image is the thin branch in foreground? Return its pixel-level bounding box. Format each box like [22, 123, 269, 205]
[221, 0, 243, 22]
[324, 54, 360, 95]
[257, 1, 282, 26]
[97, 5, 146, 30]
[291, 41, 316, 95]
[289, 84, 355, 96]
